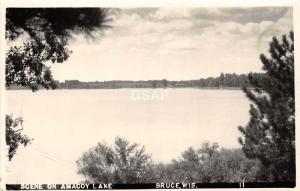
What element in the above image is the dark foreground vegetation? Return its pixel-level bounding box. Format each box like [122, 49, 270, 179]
[238, 31, 295, 182]
[77, 137, 261, 183]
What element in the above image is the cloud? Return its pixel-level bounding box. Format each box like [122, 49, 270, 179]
[52, 7, 293, 81]
[214, 7, 289, 23]
[153, 7, 193, 19]
[152, 7, 290, 23]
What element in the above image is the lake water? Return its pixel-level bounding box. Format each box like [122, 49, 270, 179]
[6, 89, 251, 183]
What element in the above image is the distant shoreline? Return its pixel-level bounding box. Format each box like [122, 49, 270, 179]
[6, 72, 262, 91]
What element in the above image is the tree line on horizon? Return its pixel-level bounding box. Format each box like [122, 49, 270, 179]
[6, 72, 266, 90]
[57, 73, 262, 89]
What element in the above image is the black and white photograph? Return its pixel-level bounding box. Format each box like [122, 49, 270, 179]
[1, 1, 297, 190]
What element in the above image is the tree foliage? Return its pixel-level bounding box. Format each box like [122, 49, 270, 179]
[154, 142, 260, 183]
[6, 8, 111, 41]
[6, 34, 70, 91]
[238, 31, 295, 182]
[76, 137, 155, 183]
[6, 115, 32, 161]
[5, 8, 111, 91]
[78, 139, 261, 183]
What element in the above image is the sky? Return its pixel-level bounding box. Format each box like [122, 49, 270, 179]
[50, 7, 293, 81]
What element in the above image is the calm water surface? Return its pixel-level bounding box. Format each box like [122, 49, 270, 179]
[6, 89, 250, 183]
